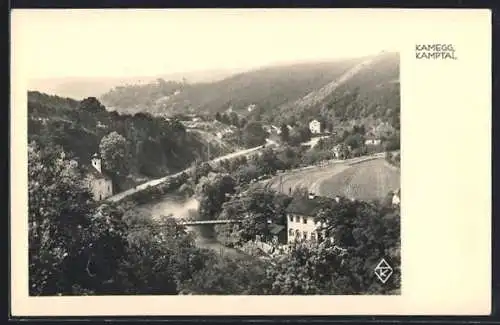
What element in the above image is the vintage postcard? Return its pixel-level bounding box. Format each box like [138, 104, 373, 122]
[10, 9, 491, 316]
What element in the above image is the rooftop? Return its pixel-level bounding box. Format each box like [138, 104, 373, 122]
[285, 195, 332, 216]
[269, 223, 285, 235]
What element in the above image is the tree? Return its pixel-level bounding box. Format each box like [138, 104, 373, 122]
[315, 198, 401, 294]
[215, 112, 222, 122]
[79, 97, 106, 113]
[344, 133, 363, 150]
[220, 113, 231, 125]
[229, 112, 239, 127]
[197, 174, 237, 221]
[263, 241, 348, 294]
[234, 163, 259, 185]
[239, 117, 248, 128]
[242, 121, 267, 147]
[191, 161, 213, 183]
[384, 132, 400, 151]
[276, 146, 300, 170]
[179, 255, 268, 295]
[28, 142, 127, 295]
[235, 187, 284, 242]
[292, 186, 309, 198]
[256, 148, 281, 176]
[288, 125, 312, 146]
[117, 213, 212, 294]
[280, 123, 290, 143]
[99, 131, 131, 177]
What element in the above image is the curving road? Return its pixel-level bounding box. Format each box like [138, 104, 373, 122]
[106, 138, 278, 203]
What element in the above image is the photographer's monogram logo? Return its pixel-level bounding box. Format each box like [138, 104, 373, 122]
[374, 258, 393, 284]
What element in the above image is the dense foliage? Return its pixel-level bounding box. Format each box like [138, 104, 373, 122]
[28, 142, 128, 295]
[29, 140, 400, 296]
[100, 79, 184, 112]
[28, 51, 401, 296]
[28, 91, 217, 190]
[98, 53, 399, 138]
[99, 59, 362, 117]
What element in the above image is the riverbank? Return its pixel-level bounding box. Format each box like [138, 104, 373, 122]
[130, 193, 247, 258]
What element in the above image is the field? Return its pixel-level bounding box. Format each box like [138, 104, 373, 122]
[265, 157, 400, 201]
[318, 158, 400, 200]
[266, 164, 350, 195]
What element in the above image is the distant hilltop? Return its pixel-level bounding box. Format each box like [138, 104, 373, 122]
[97, 51, 399, 128]
[27, 68, 247, 100]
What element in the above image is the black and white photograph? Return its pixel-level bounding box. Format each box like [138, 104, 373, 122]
[9, 9, 492, 317]
[25, 10, 402, 297]
[11, 9, 492, 316]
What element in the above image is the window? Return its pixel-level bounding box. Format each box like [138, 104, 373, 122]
[303, 231, 308, 239]
[302, 216, 307, 224]
[295, 230, 300, 237]
[295, 216, 300, 223]
[311, 233, 316, 241]
[289, 228, 294, 236]
[289, 215, 294, 222]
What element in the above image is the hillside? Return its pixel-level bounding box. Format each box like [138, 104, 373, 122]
[317, 158, 400, 201]
[274, 52, 400, 128]
[98, 52, 399, 134]
[99, 57, 366, 117]
[27, 91, 234, 191]
[265, 157, 399, 201]
[28, 68, 243, 100]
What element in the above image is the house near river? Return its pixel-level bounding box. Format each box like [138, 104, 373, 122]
[285, 193, 338, 244]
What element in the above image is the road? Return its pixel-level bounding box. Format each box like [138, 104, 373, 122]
[106, 138, 278, 203]
[265, 153, 399, 201]
[300, 135, 330, 149]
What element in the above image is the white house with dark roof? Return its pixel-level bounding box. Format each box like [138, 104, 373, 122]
[309, 119, 321, 134]
[84, 153, 113, 201]
[285, 194, 336, 244]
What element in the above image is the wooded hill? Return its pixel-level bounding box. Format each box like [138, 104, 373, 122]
[99, 52, 400, 131]
[27, 91, 231, 191]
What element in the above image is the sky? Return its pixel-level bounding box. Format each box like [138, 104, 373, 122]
[12, 9, 403, 79]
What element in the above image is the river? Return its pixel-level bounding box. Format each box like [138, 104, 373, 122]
[131, 195, 245, 258]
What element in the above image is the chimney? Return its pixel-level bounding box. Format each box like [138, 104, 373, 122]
[91, 153, 102, 173]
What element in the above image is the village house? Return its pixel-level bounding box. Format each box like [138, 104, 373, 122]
[364, 130, 382, 146]
[285, 193, 337, 244]
[247, 104, 257, 112]
[84, 153, 113, 201]
[364, 138, 382, 146]
[392, 189, 401, 206]
[271, 125, 281, 134]
[309, 119, 322, 134]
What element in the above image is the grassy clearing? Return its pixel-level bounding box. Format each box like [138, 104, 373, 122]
[319, 158, 400, 201]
